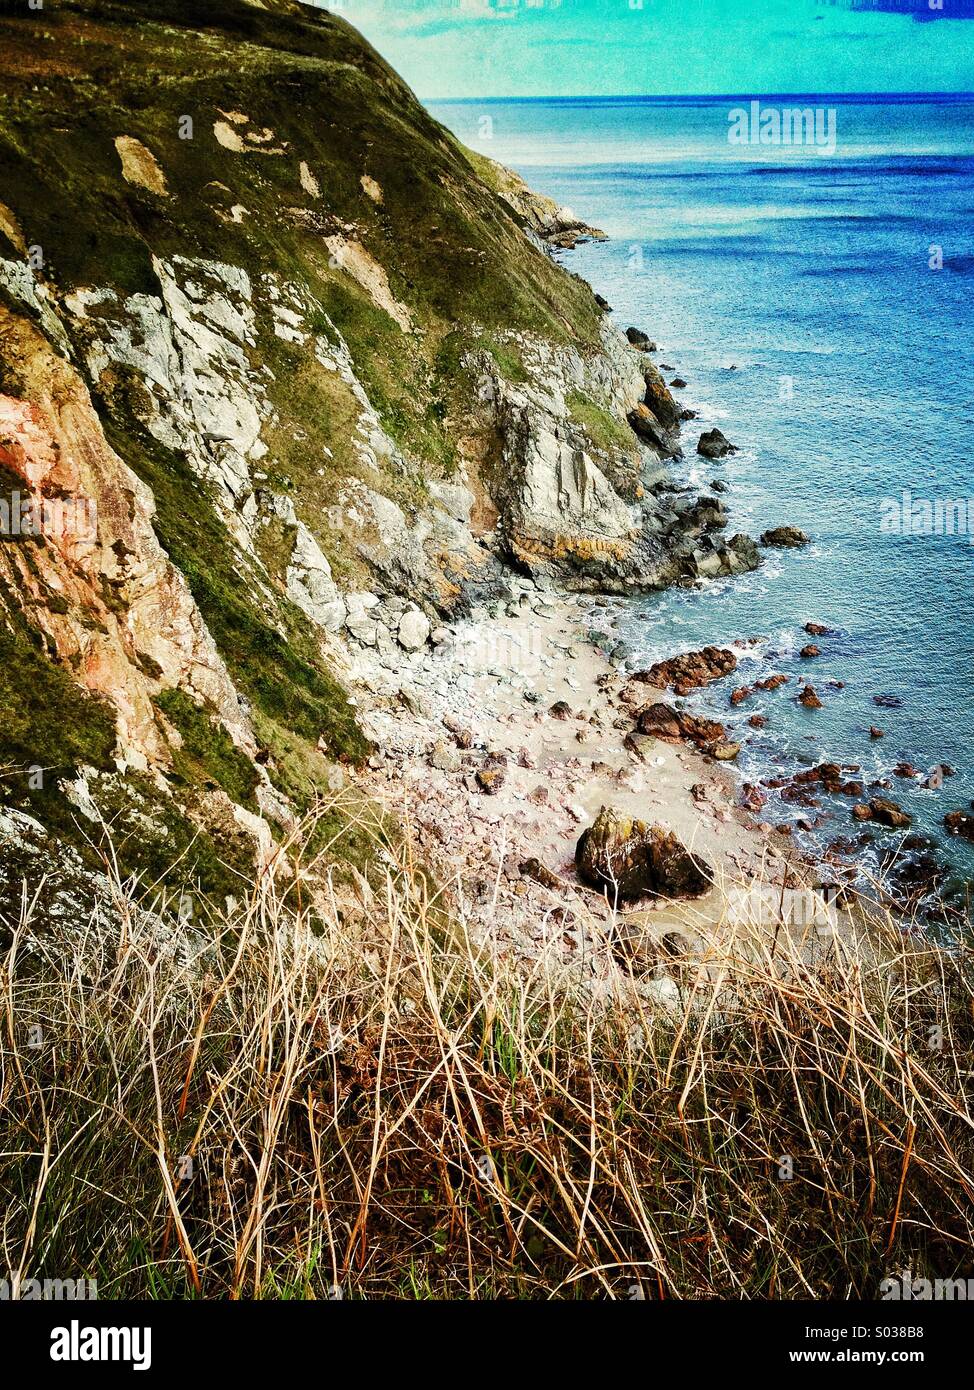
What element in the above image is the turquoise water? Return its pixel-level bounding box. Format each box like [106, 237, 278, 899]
[435, 97, 974, 900]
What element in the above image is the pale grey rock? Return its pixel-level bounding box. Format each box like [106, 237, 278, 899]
[346, 612, 378, 646]
[398, 607, 431, 651]
[430, 740, 462, 773]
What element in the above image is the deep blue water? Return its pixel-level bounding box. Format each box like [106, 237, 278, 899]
[433, 97, 974, 900]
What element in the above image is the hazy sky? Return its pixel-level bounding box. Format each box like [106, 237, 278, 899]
[322, 0, 974, 99]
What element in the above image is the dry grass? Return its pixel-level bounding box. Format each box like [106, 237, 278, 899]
[1, 804, 973, 1300]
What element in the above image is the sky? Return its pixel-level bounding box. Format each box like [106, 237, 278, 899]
[311, 0, 974, 99]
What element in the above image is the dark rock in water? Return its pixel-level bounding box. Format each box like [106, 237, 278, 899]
[625, 326, 653, 348]
[680, 407, 698, 421]
[576, 806, 712, 901]
[829, 835, 866, 855]
[867, 797, 912, 829]
[760, 525, 810, 548]
[873, 693, 902, 709]
[710, 479, 728, 493]
[749, 713, 767, 728]
[633, 644, 737, 693]
[944, 809, 974, 841]
[730, 685, 751, 705]
[799, 643, 820, 659]
[798, 685, 823, 709]
[893, 762, 919, 779]
[887, 844, 946, 905]
[595, 294, 612, 312]
[670, 376, 688, 389]
[805, 622, 833, 636]
[755, 673, 789, 691]
[637, 701, 727, 753]
[869, 726, 885, 739]
[643, 370, 682, 429]
[696, 428, 738, 460]
[627, 403, 680, 457]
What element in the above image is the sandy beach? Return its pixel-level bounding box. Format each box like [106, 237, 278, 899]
[349, 577, 849, 992]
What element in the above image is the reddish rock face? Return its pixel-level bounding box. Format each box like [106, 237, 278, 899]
[730, 686, 751, 706]
[798, 685, 823, 709]
[575, 806, 712, 902]
[748, 713, 767, 729]
[869, 726, 885, 739]
[633, 645, 737, 692]
[755, 674, 789, 691]
[0, 309, 254, 770]
[643, 371, 682, 430]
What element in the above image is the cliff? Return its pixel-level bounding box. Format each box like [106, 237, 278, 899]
[0, 0, 757, 909]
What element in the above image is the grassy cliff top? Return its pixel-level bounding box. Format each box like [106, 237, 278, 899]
[0, 0, 602, 345]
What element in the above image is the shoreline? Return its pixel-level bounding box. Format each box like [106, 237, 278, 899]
[347, 575, 860, 986]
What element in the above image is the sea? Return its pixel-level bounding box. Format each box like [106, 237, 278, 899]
[432, 95, 974, 906]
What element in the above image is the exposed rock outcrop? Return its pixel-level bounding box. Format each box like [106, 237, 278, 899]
[634, 646, 737, 694]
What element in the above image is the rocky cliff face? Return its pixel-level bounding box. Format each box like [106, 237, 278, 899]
[0, 0, 757, 909]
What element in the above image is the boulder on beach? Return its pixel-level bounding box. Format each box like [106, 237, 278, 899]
[696, 428, 737, 460]
[575, 806, 712, 902]
[637, 700, 727, 752]
[760, 526, 810, 549]
[520, 857, 562, 890]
